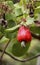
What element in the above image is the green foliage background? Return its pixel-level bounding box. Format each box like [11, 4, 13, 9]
[0, 0, 40, 65]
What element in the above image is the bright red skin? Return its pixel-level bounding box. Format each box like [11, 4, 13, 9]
[17, 26, 32, 42]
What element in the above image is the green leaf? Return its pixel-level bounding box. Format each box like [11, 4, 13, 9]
[35, 7, 40, 14]
[0, 36, 9, 50]
[15, 8, 23, 17]
[7, 20, 16, 28]
[5, 1, 14, 9]
[0, 36, 9, 44]
[0, 32, 3, 39]
[4, 20, 17, 39]
[14, 3, 20, 8]
[5, 12, 16, 21]
[6, 38, 30, 57]
[34, 1, 40, 7]
[0, 25, 5, 34]
[26, 16, 34, 25]
[4, 30, 17, 39]
[20, 0, 28, 5]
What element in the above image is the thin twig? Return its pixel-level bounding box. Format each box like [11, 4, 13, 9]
[0, 49, 40, 62]
[31, 32, 40, 40]
[0, 40, 10, 61]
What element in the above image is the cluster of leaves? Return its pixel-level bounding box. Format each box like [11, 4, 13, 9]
[0, 0, 40, 58]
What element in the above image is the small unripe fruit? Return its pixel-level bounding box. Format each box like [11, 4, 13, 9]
[17, 26, 32, 42]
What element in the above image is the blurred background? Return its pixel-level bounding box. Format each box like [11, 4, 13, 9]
[0, 0, 40, 65]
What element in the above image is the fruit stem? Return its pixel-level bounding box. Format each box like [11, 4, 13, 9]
[5, 24, 20, 32]
[21, 41, 26, 47]
[5, 22, 25, 32]
[5, 21, 35, 33]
